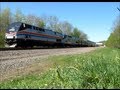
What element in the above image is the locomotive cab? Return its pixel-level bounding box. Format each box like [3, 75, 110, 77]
[5, 22, 22, 47]
[6, 22, 22, 39]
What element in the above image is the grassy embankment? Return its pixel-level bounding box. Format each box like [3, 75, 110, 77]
[0, 47, 120, 89]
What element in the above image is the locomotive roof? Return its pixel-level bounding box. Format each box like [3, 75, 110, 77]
[15, 22, 64, 34]
[10, 22, 22, 26]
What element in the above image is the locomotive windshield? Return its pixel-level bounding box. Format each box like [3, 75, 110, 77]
[7, 22, 22, 32]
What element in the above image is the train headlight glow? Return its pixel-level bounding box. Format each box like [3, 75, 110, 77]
[6, 32, 17, 39]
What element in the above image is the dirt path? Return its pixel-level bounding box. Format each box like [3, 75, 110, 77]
[0, 46, 103, 81]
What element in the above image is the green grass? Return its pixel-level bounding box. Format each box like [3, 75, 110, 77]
[0, 47, 120, 89]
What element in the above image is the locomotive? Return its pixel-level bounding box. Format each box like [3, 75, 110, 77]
[5, 22, 96, 48]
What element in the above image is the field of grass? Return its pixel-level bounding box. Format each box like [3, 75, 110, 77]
[0, 47, 120, 89]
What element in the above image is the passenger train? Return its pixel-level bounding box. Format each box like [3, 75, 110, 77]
[5, 22, 96, 48]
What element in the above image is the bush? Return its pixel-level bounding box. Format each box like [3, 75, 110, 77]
[0, 30, 5, 48]
[105, 15, 120, 49]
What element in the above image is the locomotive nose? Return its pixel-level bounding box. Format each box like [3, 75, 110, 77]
[6, 32, 17, 39]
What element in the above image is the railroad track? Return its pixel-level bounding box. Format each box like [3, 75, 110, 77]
[0, 46, 79, 51]
[0, 45, 95, 51]
[0, 47, 35, 51]
[0, 47, 53, 51]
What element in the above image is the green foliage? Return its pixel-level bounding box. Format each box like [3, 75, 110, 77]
[61, 21, 73, 36]
[72, 27, 88, 41]
[72, 27, 81, 38]
[0, 48, 120, 89]
[0, 30, 5, 48]
[105, 15, 120, 48]
[0, 7, 11, 48]
[36, 19, 45, 28]
[14, 8, 25, 22]
[0, 7, 12, 30]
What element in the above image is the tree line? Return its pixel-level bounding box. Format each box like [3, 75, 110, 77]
[105, 14, 120, 49]
[0, 7, 88, 47]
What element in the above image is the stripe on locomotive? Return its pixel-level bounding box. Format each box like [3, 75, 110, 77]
[17, 30, 62, 39]
[16, 38, 57, 43]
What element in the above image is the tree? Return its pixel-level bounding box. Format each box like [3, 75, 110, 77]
[0, 7, 12, 31]
[24, 14, 36, 25]
[105, 14, 120, 48]
[14, 8, 24, 22]
[34, 16, 46, 28]
[71, 27, 88, 41]
[59, 21, 73, 35]
[49, 16, 59, 30]
[55, 23, 63, 33]
[72, 27, 81, 38]
[24, 14, 46, 28]
[79, 31, 88, 41]
[0, 7, 12, 47]
[0, 10, 2, 31]
[43, 15, 59, 31]
[40, 15, 63, 33]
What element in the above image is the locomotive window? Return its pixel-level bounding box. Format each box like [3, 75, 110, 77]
[33, 26, 36, 30]
[34, 27, 36, 30]
[19, 23, 32, 31]
[36, 27, 39, 30]
[35, 27, 37, 30]
[32, 26, 35, 30]
[19, 24, 26, 31]
[38, 28, 40, 31]
[26, 24, 32, 29]
[39, 28, 45, 32]
[9, 27, 15, 31]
